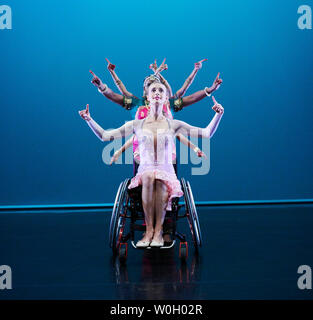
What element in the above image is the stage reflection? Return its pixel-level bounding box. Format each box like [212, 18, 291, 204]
[111, 248, 202, 300]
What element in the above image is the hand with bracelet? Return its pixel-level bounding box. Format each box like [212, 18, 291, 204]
[204, 72, 222, 97]
[89, 70, 107, 92]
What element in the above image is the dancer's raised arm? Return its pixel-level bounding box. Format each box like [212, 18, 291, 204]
[105, 58, 134, 97]
[149, 59, 173, 97]
[173, 96, 224, 138]
[174, 59, 207, 98]
[90, 70, 124, 106]
[78, 104, 135, 141]
[181, 72, 222, 108]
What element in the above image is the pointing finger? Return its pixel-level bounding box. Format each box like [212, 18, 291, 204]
[199, 59, 208, 63]
[86, 104, 89, 113]
[105, 58, 111, 65]
[212, 96, 218, 105]
[89, 70, 96, 77]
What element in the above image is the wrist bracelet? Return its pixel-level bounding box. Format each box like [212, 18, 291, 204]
[99, 83, 108, 93]
[204, 87, 211, 97]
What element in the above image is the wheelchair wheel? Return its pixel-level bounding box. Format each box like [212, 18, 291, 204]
[118, 243, 128, 262]
[109, 178, 130, 255]
[181, 178, 202, 251]
[179, 242, 188, 261]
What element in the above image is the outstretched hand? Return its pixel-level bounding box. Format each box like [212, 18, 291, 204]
[89, 70, 103, 88]
[197, 149, 208, 159]
[109, 150, 121, 165]
[105, 58, 116, 71]
[153, 58, 168, 75]
[78, 104, 91, 121]
[149, 59, 158, 72]
[211, 96, 224, 114]
[211, 72, 223, 91]
[194, 58, 207, 70]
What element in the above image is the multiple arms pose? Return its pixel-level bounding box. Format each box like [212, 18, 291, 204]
[150, 58, 207, 99]
[90, 58, 222, 111]
[85, 59, 223, 163]
[78, 96, 224, 148]
[149, 58, 222, 107]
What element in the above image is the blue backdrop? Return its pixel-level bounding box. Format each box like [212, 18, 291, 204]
[1, 0, 312, 206]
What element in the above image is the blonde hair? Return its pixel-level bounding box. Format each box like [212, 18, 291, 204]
[143, 75, 172, 98]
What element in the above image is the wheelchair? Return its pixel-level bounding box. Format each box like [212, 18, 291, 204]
[109, 163, 202, 262]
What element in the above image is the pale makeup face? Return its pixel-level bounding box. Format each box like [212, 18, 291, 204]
[147, 83, 168, 105]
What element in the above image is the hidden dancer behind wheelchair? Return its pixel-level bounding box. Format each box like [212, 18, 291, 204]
[78, 82, 224, 249]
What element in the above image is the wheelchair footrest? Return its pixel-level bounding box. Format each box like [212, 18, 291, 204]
[131, 240, 176, 250]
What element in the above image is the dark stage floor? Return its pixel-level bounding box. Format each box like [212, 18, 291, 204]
[0, 204, 313, 300]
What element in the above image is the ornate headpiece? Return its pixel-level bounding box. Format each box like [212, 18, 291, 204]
[143, 74, 161, 88]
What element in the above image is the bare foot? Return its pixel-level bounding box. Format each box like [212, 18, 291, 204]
[140, 230, 154, 243]
[151, 231, 163, 243]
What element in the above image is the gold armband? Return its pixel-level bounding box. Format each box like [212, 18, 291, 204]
[173, 98, 183, 112]
[123, 96, 133, 110]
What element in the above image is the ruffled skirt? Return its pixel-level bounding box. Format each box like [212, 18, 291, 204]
[128, 167, 183, 211]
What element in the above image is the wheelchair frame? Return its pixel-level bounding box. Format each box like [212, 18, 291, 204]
[109, 174, 202, 262]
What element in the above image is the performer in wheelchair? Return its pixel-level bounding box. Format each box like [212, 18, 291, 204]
[90, 58, 221, 163]
[109, 88, 207, 165]
[78, 82, 224, 248]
